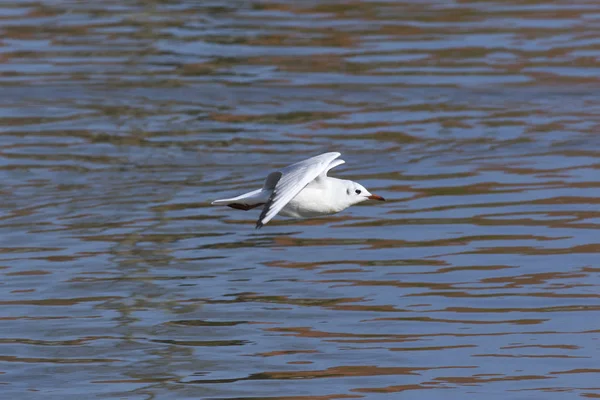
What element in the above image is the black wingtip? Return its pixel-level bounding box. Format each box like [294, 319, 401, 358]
[256, 190, 276, 230]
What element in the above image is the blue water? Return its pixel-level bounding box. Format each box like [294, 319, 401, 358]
[0, 1, 599, 399]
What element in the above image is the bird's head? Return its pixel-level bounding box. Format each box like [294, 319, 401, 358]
[343, 181, 385, 207]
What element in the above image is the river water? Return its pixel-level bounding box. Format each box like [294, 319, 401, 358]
[1, 1, 599, 399]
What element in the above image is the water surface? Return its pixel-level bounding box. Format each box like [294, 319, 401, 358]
[1, 1, 599, 399]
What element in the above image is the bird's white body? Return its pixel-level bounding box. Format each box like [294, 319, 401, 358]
[211, 152, 384, 228]
[279, 178, 348, 218]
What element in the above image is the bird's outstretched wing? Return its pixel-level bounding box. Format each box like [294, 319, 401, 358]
[256, 152, 342, 229]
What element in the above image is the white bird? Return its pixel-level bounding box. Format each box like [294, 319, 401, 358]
[211, 152, 385, 229]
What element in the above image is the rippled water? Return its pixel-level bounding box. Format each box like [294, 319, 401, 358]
[1, 1, 599, 399]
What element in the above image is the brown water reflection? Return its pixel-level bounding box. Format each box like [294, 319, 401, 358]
[1, 0, 600, 399]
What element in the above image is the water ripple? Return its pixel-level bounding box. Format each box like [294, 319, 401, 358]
[0, 0, 599, 399]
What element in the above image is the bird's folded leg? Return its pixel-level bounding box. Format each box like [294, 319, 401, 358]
[227, 203, 264, 211]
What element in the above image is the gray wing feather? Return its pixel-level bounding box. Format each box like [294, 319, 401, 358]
[256, 152, 341, 229]
[262, 171, 282, 190]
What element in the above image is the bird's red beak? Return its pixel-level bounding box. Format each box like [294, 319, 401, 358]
[367, 194, 385, 201]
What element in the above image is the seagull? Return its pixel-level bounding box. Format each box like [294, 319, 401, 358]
[211, 152, 385, 228]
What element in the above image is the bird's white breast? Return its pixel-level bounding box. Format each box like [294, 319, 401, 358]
[279, 185, 346, 218]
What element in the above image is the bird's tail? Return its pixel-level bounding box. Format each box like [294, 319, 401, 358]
[212, 171, 281, 209]
[211, 188, 270, 210]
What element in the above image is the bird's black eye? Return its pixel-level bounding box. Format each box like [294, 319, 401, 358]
[355, 189, 361, 194]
